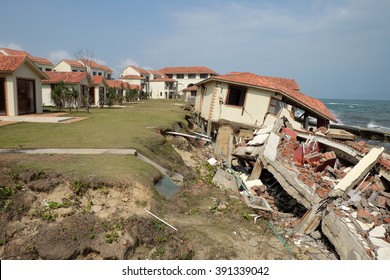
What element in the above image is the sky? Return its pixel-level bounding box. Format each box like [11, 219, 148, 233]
[1, 0, 389, 100]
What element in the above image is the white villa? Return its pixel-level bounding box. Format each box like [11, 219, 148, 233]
[0, 55, 47, 116]
[194, 72, 336, 133]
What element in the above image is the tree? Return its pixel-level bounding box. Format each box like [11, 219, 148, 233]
[51, 82, 66, 111]
[75, 49, 95, 113]
[106, 87, 116, 107]
[70, 87, 80, 111]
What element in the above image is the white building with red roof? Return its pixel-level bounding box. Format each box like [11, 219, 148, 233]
[149, 77, 178, 99]
[54, 59, 113, 80]
[158, 66, 218, 94]
[194, 72, 336, 132]
[42, 71, 89, 107]
[0, 55, 48, 116]
[0, 48, 54, 71]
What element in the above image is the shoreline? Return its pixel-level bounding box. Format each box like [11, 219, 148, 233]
[330, 123, 390, 143]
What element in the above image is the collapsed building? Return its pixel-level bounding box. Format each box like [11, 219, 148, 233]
[191, 72, 390, 260]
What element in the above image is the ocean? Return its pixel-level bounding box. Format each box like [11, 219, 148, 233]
[321, 98, 390, 151]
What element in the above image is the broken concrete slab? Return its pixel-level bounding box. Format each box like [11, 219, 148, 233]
[262, 114, 278, 127]
[212, 169, 240, 192]
[216, 125, 234, 159]
[263, 132, 280, 161]
[248, 156, 263, 181]
[261, 158, 322, 209]
[322, 207, 371, 260]
[332, 147, 385, 196]
[244, 179, 263, 189]
[242, 193, 273, 212]
[377, 247, 390, 260]
[369, 225, 386, 238]
[294, 205, 323, 235]
[327, 128, 356, 141]
[277, 108, 303, 131]
[247, 134, 269, 146]
[254, 125, 273, 136]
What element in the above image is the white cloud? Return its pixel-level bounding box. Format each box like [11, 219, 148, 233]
[118, 58, 138, 69]
[112, 58, 139, 77]
[0, 42, 23, 50]
[48, 50, 72, 63]
[95, 58, 107, 66]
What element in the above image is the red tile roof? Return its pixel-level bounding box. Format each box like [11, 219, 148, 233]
[0, 55, 27, 72]
[0, 48, 28, 56]
[127, 65, 150, 75]
[0, 48, 53, 66]
[120, 75, 145, 80]
[92, 76, 106, 85]
[206, 72, 336, 122]
[42, 71, 87, 84]
[62, 59, 85, 68]
[150, 77, 177, 82]
[30, 56, 53, 66]
[183, 85, 198, 91]
[159, 66, 219, 75]
[78, 59, 113, 73]
[147, 69, 164, 78]
[106, 80, 128, 88]
[129, 84, 141, 90]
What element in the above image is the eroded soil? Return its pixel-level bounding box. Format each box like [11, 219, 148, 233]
[0, 137, 334, 260]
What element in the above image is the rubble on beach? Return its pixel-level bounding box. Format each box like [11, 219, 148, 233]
[191, 111, 390, 260]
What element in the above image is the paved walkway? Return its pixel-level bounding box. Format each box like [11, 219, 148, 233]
[0, 112, 87, 125]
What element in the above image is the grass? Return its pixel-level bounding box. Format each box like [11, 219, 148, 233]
[5, 154, 161, 187]
[0, 100, 187, 184]
[0, 100, 187, 152]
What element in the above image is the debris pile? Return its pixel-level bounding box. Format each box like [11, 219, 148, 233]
[214, 115, 390, 260]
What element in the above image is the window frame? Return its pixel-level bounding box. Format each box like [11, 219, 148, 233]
[268, 97, 284, 115]
[225, 85, 247, 107]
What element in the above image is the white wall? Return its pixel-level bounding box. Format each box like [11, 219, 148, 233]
[149, 82, 167, 99]
[120, 66, 141, 77]
[196, 81, 282, 127]
[42, 79, 88, 107]
[172, 73, 212, 93]
[53, 61, 72, 72]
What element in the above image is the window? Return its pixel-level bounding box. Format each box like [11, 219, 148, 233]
[268, 97, 284, 115]
[166, 74, 173, 79]
[188, 74, 196, 79]
[98, 72, 102, 76]
[200, 74, 208, 79]
[160, 92, 162, 96]
[191, 91, 197, 97]
[226, 85, 246, 107]
[176, 74, 184, 79]
[93, 71, 97, 76]
[45, 68, 52, 71]
[72, 69, 77, 72]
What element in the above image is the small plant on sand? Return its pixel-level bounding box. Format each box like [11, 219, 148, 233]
[180, 249, 196, 260]
[71, 180, 88, 197]
[42, 210, 57, 222]
[103, 221, 122, 243]
[0, 186, 15, 212]
[151, 246, 165, 259]
[87, 227, 95, 240]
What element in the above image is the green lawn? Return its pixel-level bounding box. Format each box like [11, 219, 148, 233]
[0, 100, 187, 150]
[0, 100, 190, 183]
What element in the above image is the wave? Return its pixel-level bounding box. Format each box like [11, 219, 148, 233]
[325, 102, 363, 106]
[367, 121, 390, 132]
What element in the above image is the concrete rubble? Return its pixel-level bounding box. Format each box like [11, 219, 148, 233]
[203, 113, 390, 260]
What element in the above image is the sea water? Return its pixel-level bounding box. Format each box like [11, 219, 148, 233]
[321, 98, 390, 151]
